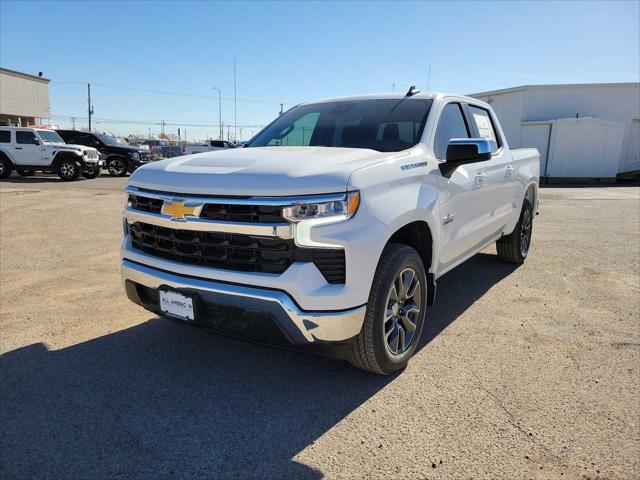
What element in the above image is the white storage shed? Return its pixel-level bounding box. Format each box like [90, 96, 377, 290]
[470, 83, 640, 181]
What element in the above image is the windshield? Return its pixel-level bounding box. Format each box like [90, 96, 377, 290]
[96, 133, 119, 146]
[36, 130, 65, 144]
[248, 98, 432, 152]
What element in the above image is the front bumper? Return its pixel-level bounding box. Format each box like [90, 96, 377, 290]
[122, 259, 366, 345]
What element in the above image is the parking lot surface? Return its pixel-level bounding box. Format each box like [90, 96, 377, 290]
[1, 175, 638, 479]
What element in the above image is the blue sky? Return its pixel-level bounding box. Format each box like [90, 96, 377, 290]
[1, 0, 638, 141]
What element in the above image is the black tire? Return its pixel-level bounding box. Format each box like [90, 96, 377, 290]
[17, 169, 35, 177]
[57, 158, 81, 181]
[83, 168, 101, 179]
[496, 199, 533, 264]
[107, 157, 128, 177]
[348, 244, 428, 375]
[0, 155, 12, 179]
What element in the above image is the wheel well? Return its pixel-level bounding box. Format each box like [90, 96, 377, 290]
[525, 184, 536, 208]
[386, 221, 436, 304]
[53, 151, 81, 167]
[0, 150, 13, 165]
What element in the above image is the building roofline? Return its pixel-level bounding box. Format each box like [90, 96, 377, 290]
[0, 67, 50, 83]
[469, 82, 640, 98]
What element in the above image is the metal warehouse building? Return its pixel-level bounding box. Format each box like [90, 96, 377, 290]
[470, 83, 640, 182]
[0, 67, 51, 126]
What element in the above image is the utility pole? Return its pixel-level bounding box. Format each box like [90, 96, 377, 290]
[233, 58, 237, 142]
[392, 82, 395, 92]
[160, 120, 165, 136]
[87, 84, 94, 131]
[71, 116, 76, 129]
[213, 86, 222, 140]
[279, 103, 284, 116]
[427, 66, 432, 91]
[148, 128, 151, 139]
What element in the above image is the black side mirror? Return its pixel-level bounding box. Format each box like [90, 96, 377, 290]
[33, 138, 40, 145]
[439, 138, 493, 177]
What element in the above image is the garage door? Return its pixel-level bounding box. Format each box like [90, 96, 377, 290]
[522, 123, 551, 177]
[625, 119, 640, 171]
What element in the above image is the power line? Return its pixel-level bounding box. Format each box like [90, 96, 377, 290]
[52, 80, 288, 106]
[49, 115, 265, 129]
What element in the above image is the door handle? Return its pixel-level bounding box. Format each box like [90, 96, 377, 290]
[475, 171, 487, 177]
[14, 147, 22, 150]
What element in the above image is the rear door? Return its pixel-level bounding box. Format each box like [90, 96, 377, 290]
[465, 104, 516, 235]
[13, 130, 44, 165]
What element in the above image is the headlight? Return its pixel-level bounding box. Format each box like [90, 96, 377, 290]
[130, 152, 140, 160]
[82, 150, 87, 156]
[282, 191, 360, 223]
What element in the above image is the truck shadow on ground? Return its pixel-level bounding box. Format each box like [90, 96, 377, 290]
[0, 253, 517, 479]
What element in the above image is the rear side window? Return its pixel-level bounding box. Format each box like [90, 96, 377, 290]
[211, 140, 225, 148]
[16, 131, 37, 144]
[468, 105, 499, 152]
[0, 130, 10, 143]
[434, 103, 470, 159]
[58, 131, 77, 143]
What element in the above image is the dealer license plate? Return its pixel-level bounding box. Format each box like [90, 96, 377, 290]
[159, 290, 195, 321]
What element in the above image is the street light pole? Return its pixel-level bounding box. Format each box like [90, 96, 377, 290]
[213, 86, 222, 140]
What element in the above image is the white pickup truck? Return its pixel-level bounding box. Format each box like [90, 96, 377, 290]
[182, 139, 236, 155]
[121, 91, 539, 374]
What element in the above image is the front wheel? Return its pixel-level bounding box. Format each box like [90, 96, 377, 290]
[348, 244, 427, 375]
[107, 158, 128, 177]
[83, 168, 101, 179]
[58, 159, 81, 181]
[496, 199, 533, 264]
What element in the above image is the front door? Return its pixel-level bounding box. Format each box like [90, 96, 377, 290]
[434, 102, 496, 272]
[13, 130, 44, 165]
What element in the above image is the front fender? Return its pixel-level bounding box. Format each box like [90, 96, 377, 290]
[308, 160, 442, 309]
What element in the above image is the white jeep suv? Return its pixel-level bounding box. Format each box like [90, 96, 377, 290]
[0, 127, 103, 180]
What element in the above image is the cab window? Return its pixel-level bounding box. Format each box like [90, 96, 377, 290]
[16, 131, 38, 144]
[433, 103, 470, 159]
[468, 105, 500, 152]
[0, 130, 11, 143]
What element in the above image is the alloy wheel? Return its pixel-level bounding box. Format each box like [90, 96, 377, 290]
[520, 209, 532, 256]
[384, 268, 422, 355]
[60, 162, 75, 178]
[108, 159, 125, 176]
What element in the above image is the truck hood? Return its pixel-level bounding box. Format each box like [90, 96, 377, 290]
[128, 146, 390, 196]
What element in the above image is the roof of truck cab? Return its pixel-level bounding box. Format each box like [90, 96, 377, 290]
[300, 91, 485, 106]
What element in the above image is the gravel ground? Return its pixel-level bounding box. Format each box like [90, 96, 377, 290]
[1, 175, 638, 479]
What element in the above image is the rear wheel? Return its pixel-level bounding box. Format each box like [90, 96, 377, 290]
[348, 244, 427, 375]
[107, 158, 128, 177]
[0, 156, 12, 178]
[496, 199, 533, 264]
[58, 159, 81, 181]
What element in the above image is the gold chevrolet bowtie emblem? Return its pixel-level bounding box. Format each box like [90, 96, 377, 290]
[161, 199, 204, 221]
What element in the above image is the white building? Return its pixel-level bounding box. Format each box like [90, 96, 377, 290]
[470, 83, 640, 181]
[0, 67, 51, 126]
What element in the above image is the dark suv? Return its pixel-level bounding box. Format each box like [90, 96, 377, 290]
[57, 130, 152, 176]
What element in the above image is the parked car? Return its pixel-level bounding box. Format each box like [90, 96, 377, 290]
[141, 139, 168, 155]
[0, 127, 102, 180]
[183, 139, 235, 155]
[121, 91, 540, 374]
[57, 130, 152, 176]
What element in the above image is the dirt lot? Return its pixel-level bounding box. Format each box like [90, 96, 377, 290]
[1, 175, 638, 479]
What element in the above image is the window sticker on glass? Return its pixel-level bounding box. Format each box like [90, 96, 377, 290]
[472, 112, 497, 143]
